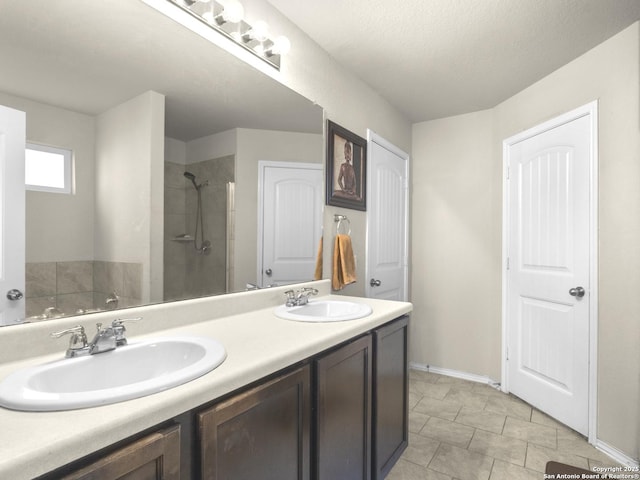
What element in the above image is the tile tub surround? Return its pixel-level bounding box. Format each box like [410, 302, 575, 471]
[25, 260, 143, 318]
[387, 370, 625, 480]
[0, 279, 412, 480]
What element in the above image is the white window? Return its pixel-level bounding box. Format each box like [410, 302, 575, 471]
[25, 143, 73, 194]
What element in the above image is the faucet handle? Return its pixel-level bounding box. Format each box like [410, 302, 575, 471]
[111, 317, 142, 327]
[301, 287, 319, 296]
[51, 325, 86, 339]
[111, 317, 142, 346]
[50, 325, 88, 357]
[284, 290, 296, 306]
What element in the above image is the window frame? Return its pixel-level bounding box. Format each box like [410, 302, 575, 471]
[25, 142, 73, 194]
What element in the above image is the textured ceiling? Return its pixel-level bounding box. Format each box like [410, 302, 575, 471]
[267, 0, 640, 122]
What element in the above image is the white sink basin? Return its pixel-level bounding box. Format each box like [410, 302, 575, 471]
[0, 336, 226, 411]
[274, 300, 373, 322]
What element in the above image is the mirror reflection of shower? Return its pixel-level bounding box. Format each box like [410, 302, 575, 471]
[183, 171, 211, 255]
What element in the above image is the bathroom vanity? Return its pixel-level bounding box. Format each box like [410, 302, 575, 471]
[0, 280, 411, 480]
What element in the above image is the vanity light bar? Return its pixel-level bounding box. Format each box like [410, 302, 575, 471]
[168, 0, 290, 70]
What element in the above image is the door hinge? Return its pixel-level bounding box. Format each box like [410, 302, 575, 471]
[506, 166, 510, 180]
[506, 346, 509, 361]
[506, 257, 510, 270]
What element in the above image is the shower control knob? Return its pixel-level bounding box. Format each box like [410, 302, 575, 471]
[370, 278, 381, 287]
[265, 268, 273, 277]
[6, 289, 24, 301]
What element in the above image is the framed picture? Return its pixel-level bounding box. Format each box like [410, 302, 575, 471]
[326, 120, 367, 211]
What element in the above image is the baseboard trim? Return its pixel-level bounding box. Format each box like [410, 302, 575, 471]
[409, 362, 501, 390]
[594, 440, 640, 469]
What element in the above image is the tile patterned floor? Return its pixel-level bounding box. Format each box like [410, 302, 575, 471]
[387, 369, 622, 480]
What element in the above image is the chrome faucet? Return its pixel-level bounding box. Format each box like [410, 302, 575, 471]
[50, 318, 141, 358]
[284, 287, 319, 307]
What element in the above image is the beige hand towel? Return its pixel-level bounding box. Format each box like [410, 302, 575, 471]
[332, 234, 357, 290]
[314, 236, 323, 281]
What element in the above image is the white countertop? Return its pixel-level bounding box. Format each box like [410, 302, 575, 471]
[0, 287, 412, 480]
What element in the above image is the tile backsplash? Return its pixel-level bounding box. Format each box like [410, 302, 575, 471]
[25, 260, 142, 319]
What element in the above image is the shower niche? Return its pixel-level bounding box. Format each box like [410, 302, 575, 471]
[164, 151, 235, 302]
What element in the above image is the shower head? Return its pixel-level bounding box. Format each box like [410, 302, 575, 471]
[184, 171, 198, 189]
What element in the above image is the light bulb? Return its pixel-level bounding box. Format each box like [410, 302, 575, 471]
[221, 0, 244, 23]
[248, 20, 269, 42]
[271, 35, 291, 55]
[202, 10, 214, 23]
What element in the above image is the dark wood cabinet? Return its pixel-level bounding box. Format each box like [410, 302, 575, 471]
[315, 334, 373, 480]
[373, 316, 409, 480]
[39, 315, 409, 480]
[58, 425, 181, 480]
[198, 365, 311, 480]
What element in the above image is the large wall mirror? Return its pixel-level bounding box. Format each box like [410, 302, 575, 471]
[0, 0, 324, 326]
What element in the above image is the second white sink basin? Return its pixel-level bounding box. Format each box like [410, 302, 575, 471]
[274, 300, 373, 322]
[0, 336, 226, 411]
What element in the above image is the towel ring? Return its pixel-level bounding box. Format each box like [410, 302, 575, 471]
[334, 214, 351, 235]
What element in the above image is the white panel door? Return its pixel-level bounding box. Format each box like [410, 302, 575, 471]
[260, 162, 323, 287]
[366, 134, 408, 301]
[506, 112, 592, 435]
[0, 105, 26, 326]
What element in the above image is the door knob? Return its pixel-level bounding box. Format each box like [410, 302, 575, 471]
[265, 268, 273, 277]
[569, 286, 585, 298]
[370, 278, 381, 287]
[6, 289, 24, 301]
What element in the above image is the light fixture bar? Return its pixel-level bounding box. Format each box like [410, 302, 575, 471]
[167, 0, 285, 70]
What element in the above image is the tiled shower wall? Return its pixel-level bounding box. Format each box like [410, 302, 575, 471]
[25, 261, 142, 318]
[164, 156, 235, 301]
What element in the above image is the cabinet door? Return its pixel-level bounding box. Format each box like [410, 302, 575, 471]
[373, 316, 409, 479]
[59, 425, 180, 480]
[316, 334, 372, 480]
[198, 365, 311, 480]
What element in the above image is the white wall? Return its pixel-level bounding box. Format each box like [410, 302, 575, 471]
[0, 92, 96, 263]
[411, 22, 640, 460]
[412, 109, 500, 377]
[94, 91, 165, 303]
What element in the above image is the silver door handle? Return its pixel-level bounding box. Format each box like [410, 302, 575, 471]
[370, 278, 381, 287]
[6, 289, 24, 301]
[265, 268, 272, 277]
[569, 286, 585, 298]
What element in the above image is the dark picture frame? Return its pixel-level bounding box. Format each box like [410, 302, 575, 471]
[326, 120, 367, 211]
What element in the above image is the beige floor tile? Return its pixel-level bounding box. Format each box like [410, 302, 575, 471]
[414, 396, 462, 421]
[502, 416, 557, 449]
[420, 416, 475, 448]
[444, 387, 490, 411]
[471, 383, 505, 397]
[410, 370, 442, 384]
[389, 371, 621, 480]
[409, 391, 423, 409]
[524, 443, 590, 473]
[455, 409, 507, 434]
[468, 429, 528, 465]
[530, 409, 571, 430]
[485, 395, 532, 421]
[386, 459, 452, 480]
[489, 460, 540, 480]
[556, 429, 615, 464]
[411, 379, 452, 400]
[409, 410, 430, 433]
[429, 443, 494, 480]
[403, 432, 441, 467]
